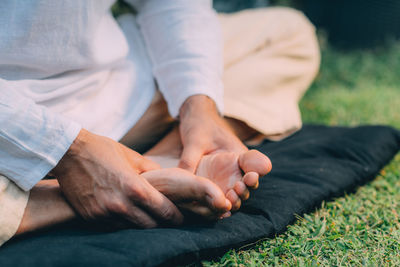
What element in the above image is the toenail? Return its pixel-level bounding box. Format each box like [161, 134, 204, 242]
[225, 199, 232, 210]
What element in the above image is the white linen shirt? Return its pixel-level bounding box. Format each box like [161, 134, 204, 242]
[0, 0, 224, 191]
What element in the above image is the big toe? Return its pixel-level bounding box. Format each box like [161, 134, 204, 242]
[239, 149, 272, 176]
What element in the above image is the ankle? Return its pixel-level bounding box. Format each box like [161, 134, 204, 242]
[225, 118, 259, 142]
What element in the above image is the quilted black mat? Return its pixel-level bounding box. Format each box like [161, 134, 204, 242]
[1, 125, 399, 266]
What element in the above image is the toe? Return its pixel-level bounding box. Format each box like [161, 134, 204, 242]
[226, 189, 241, 211]
[243, 172, 259, 189]
[239, 150, 272, 175]
[234, 181, 250, 201]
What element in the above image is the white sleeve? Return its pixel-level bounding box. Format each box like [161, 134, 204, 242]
[126, 0, 224, 117]
[0, 79, 81, 191]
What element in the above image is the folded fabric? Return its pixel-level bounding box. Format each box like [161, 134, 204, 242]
[0, 125, 399, 267]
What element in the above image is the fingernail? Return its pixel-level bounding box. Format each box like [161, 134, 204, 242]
[220, 211, 231, 219]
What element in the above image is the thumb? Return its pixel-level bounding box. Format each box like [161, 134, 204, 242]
[178, 144, 204, 173]
[121, 145, 161, 172]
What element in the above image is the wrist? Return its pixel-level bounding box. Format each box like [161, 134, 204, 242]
[51, 128, 90, 176]
[179, 95, 219, 121]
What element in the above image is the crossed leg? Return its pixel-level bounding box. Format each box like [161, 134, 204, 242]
[15, 7, 319, 237]
[17, 119, 271, 236]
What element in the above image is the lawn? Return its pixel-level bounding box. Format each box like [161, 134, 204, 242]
[202, 37, 400, 266]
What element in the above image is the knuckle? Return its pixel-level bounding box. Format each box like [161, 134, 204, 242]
[127, 184, 148, 202]
[77, 196, 108, 220]
[159, 205, 175, 221]
[87, 206, 106, 219]
[106, 199, 129, 215]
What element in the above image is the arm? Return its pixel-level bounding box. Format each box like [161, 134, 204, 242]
[0, 78, 182, 234]
[127, 0, 246, 171]
[129, 0, 224, 117]
[0, 80, 80, 242]
[13, 128, 229, 234]
[0, 79, 81, 191]
[124, 1, 267, 211]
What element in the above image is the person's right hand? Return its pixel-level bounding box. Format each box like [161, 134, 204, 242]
[51, 129, 183, 228]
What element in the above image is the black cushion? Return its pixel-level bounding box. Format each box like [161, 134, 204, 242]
[1, 125, 399, 267]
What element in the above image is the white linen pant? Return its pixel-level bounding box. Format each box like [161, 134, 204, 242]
[0, 7, 320, 246]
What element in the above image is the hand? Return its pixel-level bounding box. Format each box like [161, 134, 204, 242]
[141, 167, 232, 220]
[178, 95, 247, 172]
[52, 129, 183, 228]
[178, 95, 271, 210]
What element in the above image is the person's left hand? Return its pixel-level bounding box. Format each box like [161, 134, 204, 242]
[178, 95, 247, 172]
[178, 95, 271, 210]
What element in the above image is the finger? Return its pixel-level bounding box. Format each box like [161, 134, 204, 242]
[220, 211, 231, 219]
[234, 181, 250, 201]
[187, 175, 232, 213]
[178, 144, 204, 173]
[139, 157, 161, 172]
[129, 178, 184, 226]
[226, 189, 241, 211]
[239, 150, 272, 176]
[179, 203, 221, 220]
[243, 171, 259, 189]
[122, 146, 161, 172]
[122, 205, 158, 229]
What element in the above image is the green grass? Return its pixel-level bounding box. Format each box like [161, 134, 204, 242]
[110, 2, 400, 264]
[202, 38, 400, 266]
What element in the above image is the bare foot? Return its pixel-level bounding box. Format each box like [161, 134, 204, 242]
[196, 150, 271, 211]
[141, 168, 232, 220]
[147, 151, 271, 212]
[146, 127, 272, 212]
